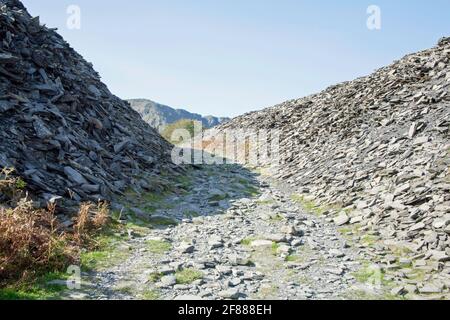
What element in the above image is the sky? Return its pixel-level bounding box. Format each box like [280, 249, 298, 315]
[22, 0, 450, 117]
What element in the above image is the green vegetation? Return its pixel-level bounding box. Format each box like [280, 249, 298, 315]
[344, 289, 400, 301]
[0, 171, 112, 296]
[141, 289, 160, 300]
[175, 268, 203, 284]
[115, 284, 133, 295]
[244, 185, 260, 197]
[285, 255, 300, 262]
[125, 221, 152, 237]
[256, 284, 279, 299]
[146, 240, 172, 254]
[149, 216, 179, 227]
[241, 237, 257, 246]
[184, 210, 200, 218]
[352, 262, 391, 288]
[271, 243, 280, 255]
[162, 119, 201, 144]
[0, 272, 69, 300]
[148, 272, 163, 283]
[269, 213, 284, 222]
[209, 193, 228, 202]
[80, 227, 131, 271]
[361, 235, 380, 247]
[15, 178, 27, 190]
[291, 194, 328, 215]
[291, 194, 346, 216]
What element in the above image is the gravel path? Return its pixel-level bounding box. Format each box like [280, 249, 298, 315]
[65, 165, 383, 300]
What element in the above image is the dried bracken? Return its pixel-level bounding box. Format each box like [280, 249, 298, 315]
[0, 171, 110, 286]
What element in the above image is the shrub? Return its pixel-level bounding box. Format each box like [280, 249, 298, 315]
[0, 168, 111, 287]
[0, 200, 77, 285]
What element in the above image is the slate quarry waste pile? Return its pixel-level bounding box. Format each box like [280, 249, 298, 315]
[0, 0, 179, 209]
[215, 38, 450, 270]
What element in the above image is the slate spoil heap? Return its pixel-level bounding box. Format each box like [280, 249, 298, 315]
[217, 39, 450, 272]
[0, 0, 179, 208]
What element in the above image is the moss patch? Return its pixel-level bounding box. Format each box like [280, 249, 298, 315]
[184, 210, 200, 218]
[175, 268, 203, 284]
[209, 194, 228, 202]
[291, 194, 327, 215]
[148, 272, 163, 283]
[285, 255, 301, 262]
[149, 216, 179, 227]
[140, 289, 160, 300]
[352, 262, 392, 288]
[146, 240, 172, 254]
[361, 235, 380, 247]
[270, 213, 284, 222]
[0, 272, 70, 300]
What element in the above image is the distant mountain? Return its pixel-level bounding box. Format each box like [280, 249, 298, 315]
[127, 99, 230, 131]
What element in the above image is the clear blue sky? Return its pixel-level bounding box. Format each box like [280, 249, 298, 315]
[23, 0, 450, 117]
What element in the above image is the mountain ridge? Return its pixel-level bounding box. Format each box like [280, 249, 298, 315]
[128, 98, 230, 131]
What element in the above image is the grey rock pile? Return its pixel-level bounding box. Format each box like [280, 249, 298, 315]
[217, 39, 450, 266]
[0, 0, 179, 208]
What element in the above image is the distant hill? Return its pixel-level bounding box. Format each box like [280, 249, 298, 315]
[127, 99, 230, 131]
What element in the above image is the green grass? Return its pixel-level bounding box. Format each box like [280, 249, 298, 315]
[161, 119, 200, 144]
[148, 272, 164, 283]
[256, 284, 279, 299]
[352, 262, 391, 287]
[270, 213, 284, 222]
[146, 240, 172, 254]
[126, 221, 152, 237]
[238, 178, 250, 185]
[175, 173, 193, 190]
[141, 289, 160, 300]
[80, 227, 131, 271]
[209, 194, 228, 202]
[184, 211, 200, 218]
[175, 268, 203, 285]
[271, 243, 280, 255]
[291, 194, 326, 215]
[285, 255, 300, 262]
[361, 235, 380, 247]
[142, 192, 165, 204]
[15, 178, 27, 190]
[389, 244, 414, 257]
[291, 194, 347, 217]
[149, 216, 179, 227]
[241, 237, 257, 246]
[402, 268, 427, 282]
[244, 186, 260, 197]
[0, 272, 69, 300]
[344, 289, 401, 301]
[115, 285, 133, 295]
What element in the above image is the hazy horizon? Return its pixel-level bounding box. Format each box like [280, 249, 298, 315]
[23, 0, 450, 117]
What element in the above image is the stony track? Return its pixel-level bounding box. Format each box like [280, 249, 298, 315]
[61, 165, 391, 300]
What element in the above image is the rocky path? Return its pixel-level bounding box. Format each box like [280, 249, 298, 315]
[67, 165, 386, 300]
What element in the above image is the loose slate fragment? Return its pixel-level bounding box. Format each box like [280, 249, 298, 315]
[0, 0, 181, 206]
[213, 37, 450, 267]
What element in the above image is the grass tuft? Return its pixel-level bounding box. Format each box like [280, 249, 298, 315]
[175, 268, 203, 284]
[146, 240, 172, 254]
